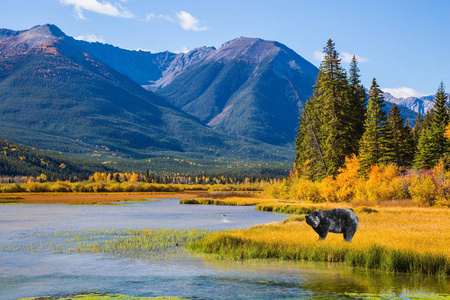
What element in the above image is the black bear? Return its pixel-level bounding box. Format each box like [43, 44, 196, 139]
[305, 208, 359, 242]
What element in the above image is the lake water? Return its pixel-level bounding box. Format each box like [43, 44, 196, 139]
[1, 199, 449, 300]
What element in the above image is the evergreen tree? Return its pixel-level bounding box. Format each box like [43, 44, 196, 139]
[412, 112, 424, 147]
[347, 55, 367, 153]
[358, 78, 387, 174]
[414, 127, 435, 169]
[380, 104, 400, 164]
[382, 104, 414, 167]
[402, 121, 416, 167]
[295, 39, 358, 179]
[430, 81, 450, 160]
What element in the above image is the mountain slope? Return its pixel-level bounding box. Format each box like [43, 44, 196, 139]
[0, 24, 242, 158]
[75, 40, 176, 86]
[154, 37, 319, 146]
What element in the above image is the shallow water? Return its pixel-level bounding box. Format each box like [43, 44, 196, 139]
[0, 199, 449, 300]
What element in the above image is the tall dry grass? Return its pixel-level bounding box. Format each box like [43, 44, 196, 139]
[187, 207, 450, 276]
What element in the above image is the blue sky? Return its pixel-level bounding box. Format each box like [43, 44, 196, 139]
[1, 0, 449, 97]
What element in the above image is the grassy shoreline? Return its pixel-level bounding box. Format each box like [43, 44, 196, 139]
[0, 191, 203, 205]
[5, 190, 450, 277]
[185, 203, 450, 277]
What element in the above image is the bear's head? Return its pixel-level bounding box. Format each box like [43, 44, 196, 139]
[305, 212, 321, 228]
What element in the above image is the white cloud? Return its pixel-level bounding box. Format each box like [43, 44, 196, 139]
[313, 51, 325, 61]
[60, 0, 134, 19]
[142, 13, 173, 22]
[176, 11, 207, 31]
[173, 46, 190, 54]
[341, 52, 369, 63]
[313, 51, 368, 63]
[74, 33, 105, 43]
[382, 87, 425, 99]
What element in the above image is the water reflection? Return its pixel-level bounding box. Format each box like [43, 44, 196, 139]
[0, 200, 449, 300]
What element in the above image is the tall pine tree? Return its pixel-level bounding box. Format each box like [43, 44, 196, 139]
[414, 82, 449, 169]
[347, 55, 367, 153]
[430, 81, 450, 159]
[295, 39, 360, 179]
[382, 104, 414, 167]
[358, 78, 387, 174]
[402, 121, 416, 167]
[412, 112, 424, 147]
[414, 127, 435, 169]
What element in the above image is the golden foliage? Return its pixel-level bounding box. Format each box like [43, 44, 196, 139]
[267, 156, 450, 207]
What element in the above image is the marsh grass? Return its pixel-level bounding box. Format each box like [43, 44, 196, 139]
[19, 292, 188, 300]
[195, 192, 259, 199]
[179, 197, 268, 206]
[187, 207, 450, 276]
[256, 203, 320, 214]
[2, 228, 211, 260]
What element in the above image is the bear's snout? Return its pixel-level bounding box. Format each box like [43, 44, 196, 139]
[305, 215, 319, 228]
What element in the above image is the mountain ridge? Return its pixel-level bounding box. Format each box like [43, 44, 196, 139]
[0, 24, 294, 164]
[0, 24, 422, 168]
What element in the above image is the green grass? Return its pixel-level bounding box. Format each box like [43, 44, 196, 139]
[255, 203, 318, 214]
[1, 228, 211, 260]
[19, 292, 188, 300]
[186, 227, 450, 277]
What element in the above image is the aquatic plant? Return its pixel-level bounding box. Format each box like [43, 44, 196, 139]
[178, 197, 260, 206]
[19, 292, 188, 300]
[255, 203, 319, 215]
[1, 228, 211, 260]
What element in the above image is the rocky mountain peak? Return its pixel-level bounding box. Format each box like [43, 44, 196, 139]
[213, 36, 280, 63]
[0, 24, 65, 56]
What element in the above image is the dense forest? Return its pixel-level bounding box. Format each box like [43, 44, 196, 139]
[295, 39, 449, 180]
[0, 138, 113, 181]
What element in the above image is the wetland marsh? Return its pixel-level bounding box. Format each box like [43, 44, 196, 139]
[1, 197, 449, 299]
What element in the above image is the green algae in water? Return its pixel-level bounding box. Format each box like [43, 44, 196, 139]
[19, 292, 188, 300]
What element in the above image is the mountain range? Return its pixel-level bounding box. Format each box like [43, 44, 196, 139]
[0, 24, 428, 169]
[382, 92, 448, 115]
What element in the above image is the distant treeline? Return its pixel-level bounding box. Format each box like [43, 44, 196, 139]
[0, 138, 113, 180]
[88, 171, 281, 185]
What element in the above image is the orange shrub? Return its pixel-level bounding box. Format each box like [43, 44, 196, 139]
[408, 175, 437, 206]
[365, 164, 407, 202]
[289, 178, 324, 202]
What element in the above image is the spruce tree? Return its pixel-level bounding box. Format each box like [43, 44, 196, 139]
[348, 55, 367, 153]
[430, 81, 450, 161]
[414, 127, 435, 169]
[380, 104, 401, 164]
[382, 104, 414, 167]
[412, 112, 424, 147]
[295, 39, 359, 179]
[358, 78, 387, 174]
[402, 121, 416, 167]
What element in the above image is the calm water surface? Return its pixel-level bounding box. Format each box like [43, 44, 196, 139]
[0, 199, 449, 299]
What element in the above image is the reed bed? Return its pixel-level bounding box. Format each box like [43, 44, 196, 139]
[20, 293, 188, 300]
[2, 228, 210, 260]
[179, 197, 262, 206]
[75, 228, 209, 259]
[187, 207, 450, 276]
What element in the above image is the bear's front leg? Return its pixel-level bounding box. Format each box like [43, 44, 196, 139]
[317, 226, 329, 240]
